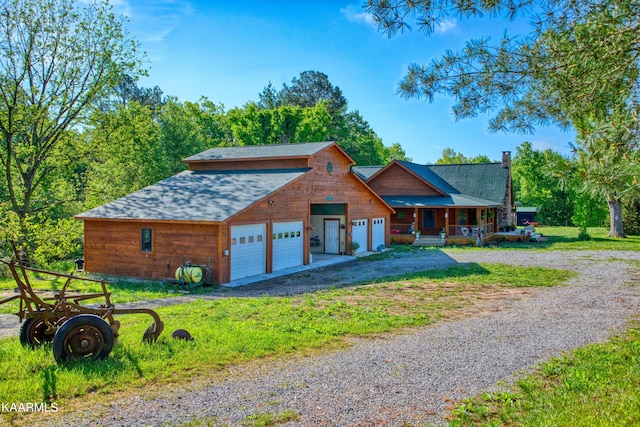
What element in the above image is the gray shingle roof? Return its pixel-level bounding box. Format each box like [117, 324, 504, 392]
[352, 160, 509, 206]
[425, 162, 509, 204]
[351, 166, 382, 181]
[77, 169, 309, 222]
[183, 141, 336, 162]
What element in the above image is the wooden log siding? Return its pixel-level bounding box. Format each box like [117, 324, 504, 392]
[221, 144, 392, 283]
[82, 143, 392, 285]
[84, 220, 219, 281]
[366, 163, 442, 196]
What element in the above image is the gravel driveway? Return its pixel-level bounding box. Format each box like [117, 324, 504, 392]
[12, 249, 640, 426]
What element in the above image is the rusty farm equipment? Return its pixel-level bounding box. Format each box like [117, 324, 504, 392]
[0, 257, 166, 363]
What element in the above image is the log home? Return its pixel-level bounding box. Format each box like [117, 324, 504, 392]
[76, 142, 393, 285]
[352, 152, 514, 244]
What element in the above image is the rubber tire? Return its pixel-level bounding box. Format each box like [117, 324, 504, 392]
[52, 314, 114, 363]
[19, 318, 53, 347]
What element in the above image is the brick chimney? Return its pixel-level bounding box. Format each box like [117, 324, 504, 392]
[501, 151, 511, 169]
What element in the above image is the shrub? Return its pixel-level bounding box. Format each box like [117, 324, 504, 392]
[578, 227, 592, 241]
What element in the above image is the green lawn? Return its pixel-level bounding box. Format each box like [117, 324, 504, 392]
[0, 263, 572, 420]
[448, 326, 640, 426]
[417, 226, 640, 252]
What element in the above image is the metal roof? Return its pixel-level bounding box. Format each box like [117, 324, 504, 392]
[76, 169, 309, 222]
[516, 207, 538, 213]
[183, 141, 336, 162]
[382, 195, 502, 208]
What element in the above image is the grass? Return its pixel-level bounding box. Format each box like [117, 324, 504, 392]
[447, 326, 640, 426]
[385, 226, 640, 252]
[0, 263, 573, 422]
[2, 225, 638, 425]
[0, 269, 221, 314]
[494, 226, 640, 251]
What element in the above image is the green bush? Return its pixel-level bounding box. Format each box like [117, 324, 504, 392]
[578, 227, 592, 241]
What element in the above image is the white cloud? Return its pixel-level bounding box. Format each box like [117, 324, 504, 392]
[340, 5, 376, 28]
[108, 0, 133, 19]
[119, 0, 193, 44]
[434, 18, 458, 35]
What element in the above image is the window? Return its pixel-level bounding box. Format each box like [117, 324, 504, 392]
[141, 228, 153, 252]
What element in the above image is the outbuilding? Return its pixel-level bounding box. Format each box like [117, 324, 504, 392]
[76, 142, 393, 285]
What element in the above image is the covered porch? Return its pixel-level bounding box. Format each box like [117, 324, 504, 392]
[389, 206, 499, 244]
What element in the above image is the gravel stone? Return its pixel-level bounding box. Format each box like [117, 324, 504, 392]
[10, 249, 640, 426]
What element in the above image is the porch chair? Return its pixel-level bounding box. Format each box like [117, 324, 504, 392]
[460, 226, 470, 236]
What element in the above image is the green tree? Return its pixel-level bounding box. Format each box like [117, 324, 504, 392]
[296, 101, 332, 142]
[0, 0, 143, 257]
[336, 111, 389, 165]
[83, 102, 158, 209]
[436, 148, 493, 164]
[255, 72, 410, 165]
[113, 74, 166, 116]
[569, 114, 639, 237]
[386, 143, 412, 162]
[257, 82, 280, 110]
[155, 97, 229, 177]
[367, 0, 640, 237]
[512, 142, 573, 225]
[279, 71, 348, 118]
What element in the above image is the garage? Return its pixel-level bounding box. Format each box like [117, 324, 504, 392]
[372, 218, 385, 251]
[231, 224, 266, 280]
[351, 219, 368, 253]
[272, 221, 304, 271]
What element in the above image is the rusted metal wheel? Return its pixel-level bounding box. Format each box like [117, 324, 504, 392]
[19, 318, 54, 347]
[52, 315, 114, 363]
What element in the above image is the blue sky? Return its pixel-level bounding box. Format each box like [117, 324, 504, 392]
[113, 0, 574, 165]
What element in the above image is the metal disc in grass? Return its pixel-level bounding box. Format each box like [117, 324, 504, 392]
[171, 329, 193, 341]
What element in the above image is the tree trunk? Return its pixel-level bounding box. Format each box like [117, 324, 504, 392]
[607, 198, 626, 238]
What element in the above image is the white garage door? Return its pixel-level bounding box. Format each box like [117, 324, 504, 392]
[231, 224, 266, 280]
[352, 219, 368, 253]
[272, 221, 303, 271]
[372, 218, 385, 251]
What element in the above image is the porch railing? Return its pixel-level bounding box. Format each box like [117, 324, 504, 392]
[447, 223, 495, 237]
[390, 223, 495, 236]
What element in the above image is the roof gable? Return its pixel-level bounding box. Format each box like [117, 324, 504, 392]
[357, 161, 448, 197]
[353, 160, 510, 207]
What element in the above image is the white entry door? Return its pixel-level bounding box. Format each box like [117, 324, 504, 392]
[230, 224, 266, 280]
[324, 219, 340, 254]
[351, 219, 368, 252]
[272, 221, 303, 271]
[372, 218, 385, 251]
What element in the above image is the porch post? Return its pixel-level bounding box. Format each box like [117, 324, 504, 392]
[476, 208, 483, 245]
[414, 208, 419, 232]
[445, 207, 450, 235]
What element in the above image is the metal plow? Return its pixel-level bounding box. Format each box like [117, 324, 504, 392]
[0, 257, 166, 363]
